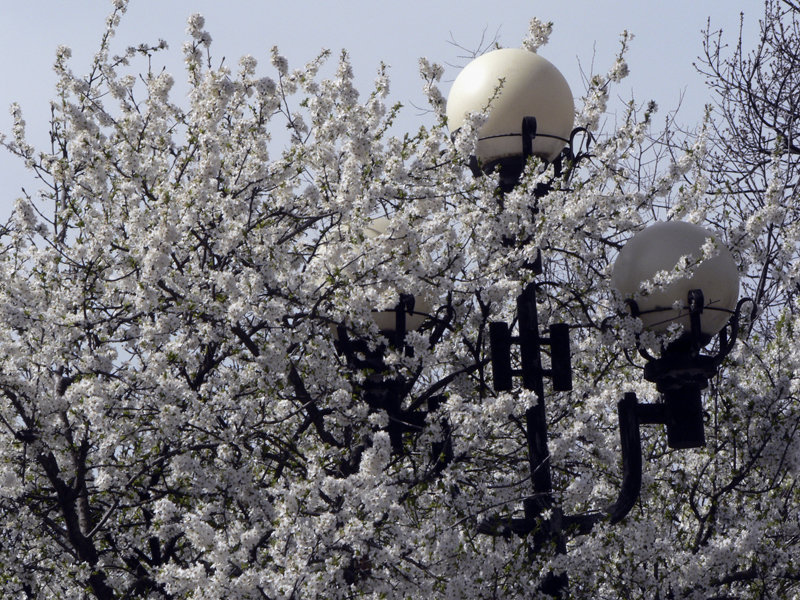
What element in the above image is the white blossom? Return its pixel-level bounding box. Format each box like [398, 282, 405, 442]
[522, 17, 553, 53]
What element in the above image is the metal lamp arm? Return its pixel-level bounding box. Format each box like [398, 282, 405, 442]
[605, 392, 669, 523]
[606, 392, 644, 524]
[563, 392, 666, 531]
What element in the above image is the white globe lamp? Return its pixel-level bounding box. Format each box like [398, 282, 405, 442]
[364, 217, 431, 334]
[446, 48, 575, 167]
[611, 221, 739, 339]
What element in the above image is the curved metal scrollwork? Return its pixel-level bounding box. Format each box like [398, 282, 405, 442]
[465, 117, 594, 194]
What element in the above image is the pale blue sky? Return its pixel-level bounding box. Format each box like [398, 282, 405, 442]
[0, 1, 758, 219]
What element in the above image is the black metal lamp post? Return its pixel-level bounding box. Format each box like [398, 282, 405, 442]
[335, 45, 746, 599]
[445, 47, 745, 597]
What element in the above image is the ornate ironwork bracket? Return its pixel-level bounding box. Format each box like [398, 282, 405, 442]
[477, 389, 681, 538]
[628, 291, 753, 449]
[466, 116, 593, 194]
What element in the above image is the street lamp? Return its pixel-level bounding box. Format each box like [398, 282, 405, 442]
[333, 216, 441, 456]
[612, 220, 744, 449]
[446, 48, 584, 193]
[445, 47, 745, 597]
[602, 222, 749, 531]
[336, 45, 745, 598]
[331, 216, 431, 346]
[611, 221, 740, 338]
[447, 48, 575, 161]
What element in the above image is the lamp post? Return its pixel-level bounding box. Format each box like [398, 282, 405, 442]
[445, 48, 745, 597]
[334, 216, 442, 456]
[337, 45, 745, 598]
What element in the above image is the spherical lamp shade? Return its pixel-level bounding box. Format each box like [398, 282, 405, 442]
[611, 222, 739, 337]
[364, 218, 430, 333]
[446, 48, 575, 164]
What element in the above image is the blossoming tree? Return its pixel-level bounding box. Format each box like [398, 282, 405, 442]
[1, 1, 799, 598]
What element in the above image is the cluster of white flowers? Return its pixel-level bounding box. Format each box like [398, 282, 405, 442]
[186, 13, 211, 46]
[522, 17, 553, 53]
